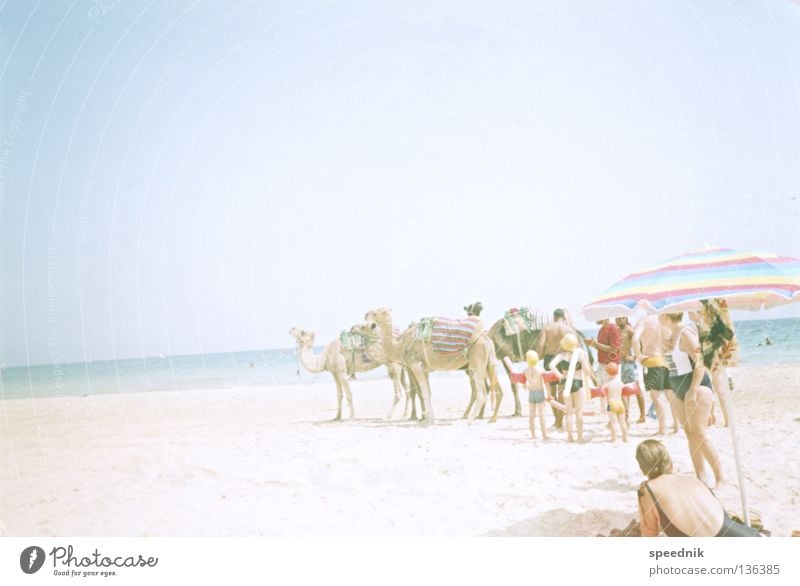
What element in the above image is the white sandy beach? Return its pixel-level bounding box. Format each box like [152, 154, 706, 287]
[1, 366, 798, 537]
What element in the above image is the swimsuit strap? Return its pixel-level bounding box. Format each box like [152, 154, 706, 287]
[643, 482, 688, 538]
[681, 327, 698, 371]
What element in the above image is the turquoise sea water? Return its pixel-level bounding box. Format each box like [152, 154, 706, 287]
[2, 318, 798, 400]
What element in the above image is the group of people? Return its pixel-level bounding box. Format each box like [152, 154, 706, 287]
[511, 304, 763, 537]
[518, 303, 739, 487]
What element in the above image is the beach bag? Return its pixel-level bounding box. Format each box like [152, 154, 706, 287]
[728, 511, 770, 536]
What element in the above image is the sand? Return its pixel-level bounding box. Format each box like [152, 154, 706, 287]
[1, 366, 798, 537]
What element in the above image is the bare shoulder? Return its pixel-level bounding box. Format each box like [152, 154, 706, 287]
[679, 327, 700, 352]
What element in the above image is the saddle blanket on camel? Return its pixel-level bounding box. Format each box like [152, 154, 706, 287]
[416, 316, 483, 355]
[502, 307, 547, 336]
[339, 330, 373, 367]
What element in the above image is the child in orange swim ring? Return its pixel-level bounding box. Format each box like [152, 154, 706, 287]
[604, 362, 628, 442]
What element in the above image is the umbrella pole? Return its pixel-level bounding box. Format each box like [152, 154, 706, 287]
[724, 368, 749, 526]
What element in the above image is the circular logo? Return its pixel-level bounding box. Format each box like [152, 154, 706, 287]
[20, 546, 46, 574]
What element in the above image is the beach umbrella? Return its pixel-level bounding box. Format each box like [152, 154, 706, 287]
[581, 247, 800, 321]
[581, 247, 800, 528]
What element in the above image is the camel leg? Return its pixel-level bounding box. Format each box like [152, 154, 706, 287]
[400, 367, 415, 419]
[333, 372, 354, 420]
[332, 375, 344, 421]
[467, 369, 488, 421]
[330, 350, 354, 420]
[488, 361, 503, 423]
[478, 371, 490, 419]
[500, 358, 520, 416]
[463, 370, 482, 419]
[343, 379, 354, 419]
[409, 363, 433, 425]
[386, 365, 403, 419]
[512, 384, 520, 416]
[416, 371, 429, 421]
[463, 381, 476, 419]
[405, 368, 422, 420]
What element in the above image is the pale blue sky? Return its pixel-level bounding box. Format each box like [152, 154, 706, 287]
[1, 0, 799, 366]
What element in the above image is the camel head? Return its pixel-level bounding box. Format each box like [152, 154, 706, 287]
[364, 307, 392, 325]
[346, 323, 376, 348]
[288, 327, 315, 348]
[464, 301, 483, 317]
[350, 323, 369, 337]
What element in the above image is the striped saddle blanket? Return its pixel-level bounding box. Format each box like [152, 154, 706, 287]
[416, 316, 483, 354]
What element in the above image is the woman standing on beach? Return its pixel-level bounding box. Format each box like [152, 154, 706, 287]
[636, 440, 760, 537]
[687, 308, 725, 426]
[700, 299, 738, 427]
[547, 333, 597, 443]
[660, 313, 724, 489]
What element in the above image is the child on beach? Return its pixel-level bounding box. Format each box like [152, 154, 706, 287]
[504, 352, 551, 440]
[547, 333, 597, 443]
[524, 351, 550, 440]
[604, 362, 628, 442]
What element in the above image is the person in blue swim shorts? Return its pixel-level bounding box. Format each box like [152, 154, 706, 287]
[524, 350, 551, 440]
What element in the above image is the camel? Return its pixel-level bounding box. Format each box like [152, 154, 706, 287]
[288, 327, 407, 420]
[464, 303, 593, 417]
[349, 323, 426, 420]
[365, 307, 501, 425]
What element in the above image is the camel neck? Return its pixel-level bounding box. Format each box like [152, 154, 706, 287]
[377, 321, 399, 358]
[297, 344, 326, 373]
[362, 334, 387, 363]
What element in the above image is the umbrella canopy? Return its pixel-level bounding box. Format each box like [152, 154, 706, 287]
[582, 247, 800, 321]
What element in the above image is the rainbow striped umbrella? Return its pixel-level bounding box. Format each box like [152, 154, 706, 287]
[582, 247, 800, 321]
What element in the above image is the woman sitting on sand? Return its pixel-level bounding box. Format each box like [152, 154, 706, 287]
[636, 440, 761, 537]
[547, 333, 597, 443]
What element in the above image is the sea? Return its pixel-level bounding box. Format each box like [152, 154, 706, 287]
[1, 318, 798, 401]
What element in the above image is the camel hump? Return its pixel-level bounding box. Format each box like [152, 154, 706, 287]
[417, 316, 483, 354]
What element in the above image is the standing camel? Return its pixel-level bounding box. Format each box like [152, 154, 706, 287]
[289, 327, 353, 420]
[464, 303, 593, 417]
[289, 327, 407, 420]
[365, 307, 501, 425]
[349, 323, 425, 420]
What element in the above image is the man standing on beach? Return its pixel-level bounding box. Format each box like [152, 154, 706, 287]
[585, 318, 620, 414]
[537, 309, 577, 429]
[617, 316, 646, 424]
[632, 314, 677, 435]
